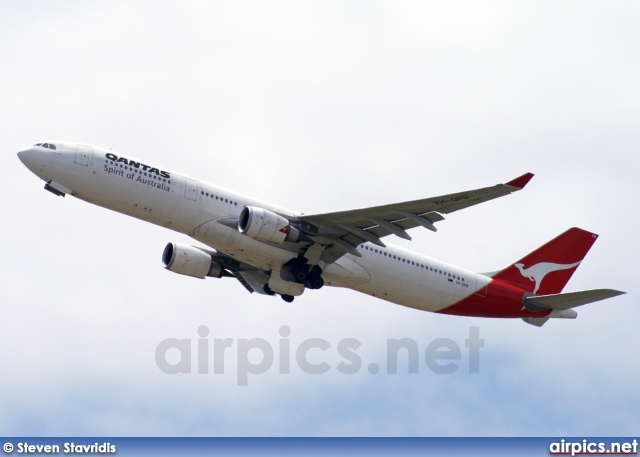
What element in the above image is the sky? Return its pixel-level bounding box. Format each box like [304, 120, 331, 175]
[1, 0, 639, 437]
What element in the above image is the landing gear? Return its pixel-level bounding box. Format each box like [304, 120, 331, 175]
[284, 257, 324, 290]
[265, 283, 295, 302]
[265, 256, 322, 303]
[309, 277, 324, 289]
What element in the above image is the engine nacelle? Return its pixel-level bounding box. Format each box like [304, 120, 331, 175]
[238, 206, 300, 244]
[162, 242, 224, 279]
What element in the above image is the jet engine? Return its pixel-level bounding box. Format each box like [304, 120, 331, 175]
[238, 206, 300, 244]
[162, 242, 224, 279]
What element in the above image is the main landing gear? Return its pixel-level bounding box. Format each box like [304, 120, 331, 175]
[263, 284, 296, 303]
[283, 257, 324, 290]
[263, 256, 324, 303]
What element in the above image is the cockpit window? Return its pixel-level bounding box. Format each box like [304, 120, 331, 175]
[35, 143, 57, 150]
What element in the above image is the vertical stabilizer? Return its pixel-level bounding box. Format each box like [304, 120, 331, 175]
[491, 228, 598, 295]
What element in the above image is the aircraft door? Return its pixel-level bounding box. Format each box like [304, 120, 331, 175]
[75, 144, 91, 166]
[475, 275, 489, 298]
[184, 177, 198, 201]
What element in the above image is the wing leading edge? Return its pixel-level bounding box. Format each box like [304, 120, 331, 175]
[292, 173, 534, 263]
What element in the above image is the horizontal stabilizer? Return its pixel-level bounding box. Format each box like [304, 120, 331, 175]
[522, 317, 550, 327]
[525, 289, 625, 311]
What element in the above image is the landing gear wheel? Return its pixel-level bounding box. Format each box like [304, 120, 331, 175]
[281, 294, 295, 303]
[263, 284, 276, 296]
[310, 277, 324, 289]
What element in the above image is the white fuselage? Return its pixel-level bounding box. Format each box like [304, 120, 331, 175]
[17, 142, 489, 312]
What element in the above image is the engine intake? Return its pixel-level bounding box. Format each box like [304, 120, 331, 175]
[162, 242, 224, 279]
[238, 206, 300, 243]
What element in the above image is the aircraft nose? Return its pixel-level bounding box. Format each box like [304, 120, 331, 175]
[17, 147, 32, 165]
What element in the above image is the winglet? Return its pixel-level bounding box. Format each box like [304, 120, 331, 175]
[506, 172, 534, 189]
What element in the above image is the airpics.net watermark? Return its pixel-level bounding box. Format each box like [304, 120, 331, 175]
[155, 326, 485, 386]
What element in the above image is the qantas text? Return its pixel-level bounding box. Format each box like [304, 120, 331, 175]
[105, 152, 171, 179]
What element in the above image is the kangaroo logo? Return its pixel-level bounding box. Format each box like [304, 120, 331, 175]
[514, 261, 581, 294]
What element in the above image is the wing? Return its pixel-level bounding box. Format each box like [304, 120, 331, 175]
[293, 173, 534, 263]
[209, 250, 272, 295]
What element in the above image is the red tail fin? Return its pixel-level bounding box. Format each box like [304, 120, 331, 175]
[491, 228, 598, 295]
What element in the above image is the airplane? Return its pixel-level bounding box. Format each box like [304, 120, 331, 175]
[17, 141, 625, 326]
